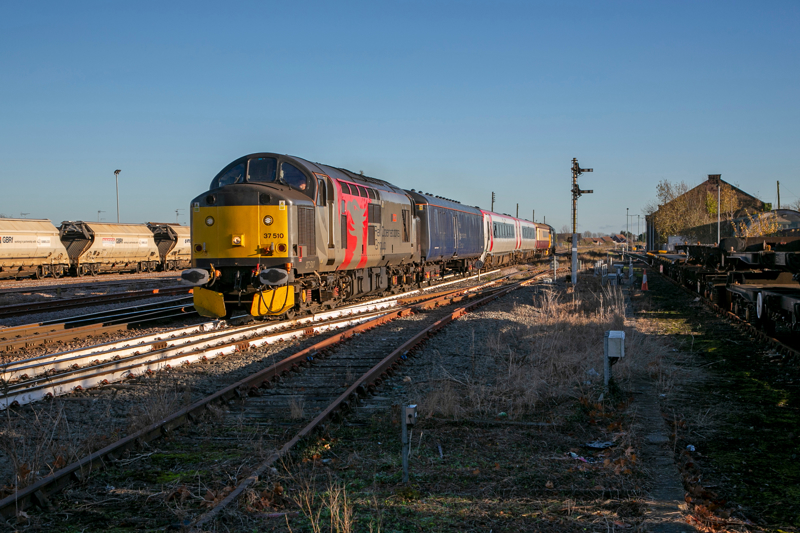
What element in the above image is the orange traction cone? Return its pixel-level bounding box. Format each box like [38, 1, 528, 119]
[641, 269, 649, 291]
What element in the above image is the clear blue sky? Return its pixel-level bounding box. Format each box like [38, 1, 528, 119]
[1, 1, 798, 234]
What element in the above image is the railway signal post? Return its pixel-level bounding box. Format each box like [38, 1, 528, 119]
[571, 158, 593, 284]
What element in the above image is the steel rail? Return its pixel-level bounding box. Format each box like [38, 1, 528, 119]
[192, 268, 553, 528]
[0, 271, 515, 408]
[0, 302, 196, 352]
[0, 268, 534, 519]
[0, 287, 193, 318]
[1, 268, 510, 383]
[0, 273, 181, 295]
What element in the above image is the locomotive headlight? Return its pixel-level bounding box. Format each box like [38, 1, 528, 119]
[205, 216, 215, 226]
[263, 215, 273, 225]
[232, 234, 244, 246]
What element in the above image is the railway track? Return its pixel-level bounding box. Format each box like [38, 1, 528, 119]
[0, 296, 197, 352]
[0, 272, 181, 293]
[0, 268, 509, 407]
[0, 265, 553, 522]
[634, 252, 800, 357]
[0, 286, 193, 319]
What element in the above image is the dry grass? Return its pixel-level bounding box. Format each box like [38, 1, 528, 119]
[289, 397, 306, 420]
[0, 397, 118, 493]
[418, 276, 670, 420]
[283, 465, 358, 533]
[126, 375, 184, 434]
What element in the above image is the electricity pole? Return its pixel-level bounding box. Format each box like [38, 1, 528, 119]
[175, 209, 185, 224]
[570, 158, 593, 284]
[491, 192, 495, 212]
[516, 203, 519, 218]
[97, 210, 105, 222]
[777, 180, 781, 209]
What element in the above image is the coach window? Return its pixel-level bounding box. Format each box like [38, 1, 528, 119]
[247, 157, 277, 183]
[212, 162, 246, 188]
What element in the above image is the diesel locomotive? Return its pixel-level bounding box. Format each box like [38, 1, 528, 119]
[182, 153, 554, 319]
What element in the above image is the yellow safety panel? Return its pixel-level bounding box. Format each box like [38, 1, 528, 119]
[250, 286, 295, 316]
[193, 287, 227, 318]
[192, 206, 289, 260]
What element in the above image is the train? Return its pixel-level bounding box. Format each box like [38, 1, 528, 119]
[0, 219, 191, 279]
[646, 235, 800, 335]
[182, 152, 554, 319]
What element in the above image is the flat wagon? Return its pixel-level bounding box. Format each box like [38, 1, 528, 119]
[0, 218, 70, 279]
[59, 221, 160, 276]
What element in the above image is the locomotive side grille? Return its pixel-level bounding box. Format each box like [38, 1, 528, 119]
[297, 207, 316, 250]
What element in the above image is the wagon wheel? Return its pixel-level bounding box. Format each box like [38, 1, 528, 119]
[76, 265, 85, 277]
[52, 266, 63, 279]
[34, 266, 45, 280]
[89, 264, 98, 276]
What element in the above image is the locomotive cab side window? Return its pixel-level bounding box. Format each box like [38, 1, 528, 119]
[281, 162, 310, 195]
[212, 162, 246, 189]
[247, 157, 277, 183]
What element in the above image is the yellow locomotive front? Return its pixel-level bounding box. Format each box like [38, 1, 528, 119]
[183, 154, 316, 319]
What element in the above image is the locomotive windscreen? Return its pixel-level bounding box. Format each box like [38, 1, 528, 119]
[212, 162, 245, 188]
[248, 157, 277, 183]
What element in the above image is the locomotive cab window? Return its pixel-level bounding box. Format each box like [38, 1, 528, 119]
[281, 162, 310, 195]
[247, 157, 277, 183]
[316, 178, 326, 206]
[212, 162, 245, 189]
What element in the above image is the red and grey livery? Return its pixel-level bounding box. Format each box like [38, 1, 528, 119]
[182, 152, 555, 319]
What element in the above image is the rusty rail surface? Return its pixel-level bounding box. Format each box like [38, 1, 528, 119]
[0, 266, 554, 519]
